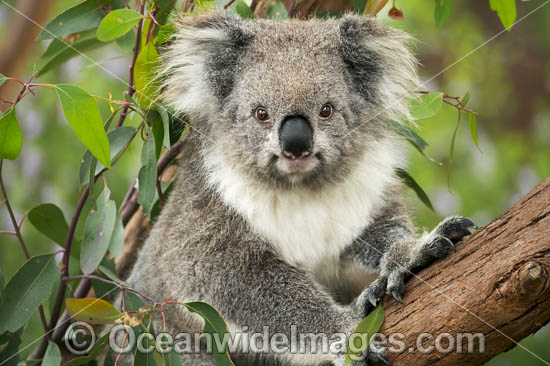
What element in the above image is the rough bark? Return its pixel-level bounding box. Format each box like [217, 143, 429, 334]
[382, 178, 550, 365]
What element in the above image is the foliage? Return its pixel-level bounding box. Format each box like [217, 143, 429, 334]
[0, 0, 547, 365]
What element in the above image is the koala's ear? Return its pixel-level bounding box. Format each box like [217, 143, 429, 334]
[160, 13, 252, 120]
[338, 15, 418, 122]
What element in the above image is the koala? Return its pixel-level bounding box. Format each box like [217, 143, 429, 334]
[125, 12, 475, 366]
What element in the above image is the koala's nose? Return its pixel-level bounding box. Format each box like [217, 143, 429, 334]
[279, 116, 313, 159]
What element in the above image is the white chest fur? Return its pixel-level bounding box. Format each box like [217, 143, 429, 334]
[205, 140, 401, 269]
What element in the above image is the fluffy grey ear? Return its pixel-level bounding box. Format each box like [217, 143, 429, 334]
[160, 13, 252, 121]
[338, 15, 419, 122]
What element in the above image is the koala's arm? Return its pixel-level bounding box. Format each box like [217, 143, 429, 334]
[199, 240, 365, 366]
[344, 198, 475, 310]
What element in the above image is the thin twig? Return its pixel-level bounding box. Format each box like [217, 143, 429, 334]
[64, 274, 158, 306]
[115, 1, 146, 128]
[223, 0, 236, 9]
[0, 160, 49, 334]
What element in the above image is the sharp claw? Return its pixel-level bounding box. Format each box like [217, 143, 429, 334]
[379, 352, 391, 365]
[442, 237, 456, 251]
[368, 292, 378, 307]
[463, 218, 477, 229]
[391, 289, 403, 304]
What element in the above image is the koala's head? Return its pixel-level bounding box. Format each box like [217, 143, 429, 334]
[162, 13, 417, 190]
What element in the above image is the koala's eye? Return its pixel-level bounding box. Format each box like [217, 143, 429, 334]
[255, 107, 270, 122]
[319, 104, 333, 119]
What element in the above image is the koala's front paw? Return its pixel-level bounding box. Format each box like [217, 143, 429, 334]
[360, 216, 476, 311]
[432, 216, 477, 244]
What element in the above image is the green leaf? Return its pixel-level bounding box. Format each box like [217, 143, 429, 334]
[134, 42, 161, 109]
[345, 306, 385, 364]
[0, 329, 23, 366]
[156, 24, 176, 45]
[469, 113, 481, 152]
[449, 118, 460, 169]
[0, 254, 59, 333]
[97, 9, 144, 42]
[148, 110, 164, 159]
[37, 0, 108, 40]
[108, 215, 124, 258]
[409, 92, 443, 120]
[55, 84, 111, 168]
[155, 0, 175, 26]
[28, 203, 69, 246]
[81, 187, 117, 274]
[0, 108, 22, 160]
[266, 1, 289, 19]
[0, 262, 4, 309]
[79, 126, 136, 186]
[69, 333, 110, 366]
[0, 73, 7, 87]
[116, 29, 136, 52]
[65, 298, 122, 324]
[434, 0, 452, 28]
[389, 121, 442, 165]
[396, 168, 434, 211]
[235, 0, 255, 18]
[353, 0, 368, 14]
[489, 0, 517, 30]
[150, 181, 175, 224]
[138, 132, 158, 215]
[43, 342, 62, 366]
[461, 91, 470, 107]
[37, 33, 106, 77]
[184, 302, 234, 366]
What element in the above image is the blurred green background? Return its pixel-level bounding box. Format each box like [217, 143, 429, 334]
[0, 0, 549, 364]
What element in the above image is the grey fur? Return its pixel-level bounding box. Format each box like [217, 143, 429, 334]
[126, 13, 474, 366]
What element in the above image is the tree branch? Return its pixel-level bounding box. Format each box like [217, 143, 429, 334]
[383, 178, 550, 365]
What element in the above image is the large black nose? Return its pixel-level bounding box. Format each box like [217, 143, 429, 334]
[279, 116, 312, 159]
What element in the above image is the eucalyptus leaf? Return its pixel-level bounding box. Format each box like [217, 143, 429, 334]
[409, 92, 443, 120]
[235, 0, 255, 19]
[138, 132, 158, 215]
[55, 84, 111, 168]
[0, 108, 22, 160]
[469, 113, 481, 152]
[43, 342, 62, 366]
[97, 9, 144, 42]
[66, 298, 121, 324]
[434, 0, 452, 28]
[397, 168, 434, 211]
[28, 203, 69, 246]
[0, 254, 59, 333]
[37, 35, 106, 77]
[0, 329, 23, 366]
[157, 24, 176, 45]
[108, 215, 125, 258]
[69, 333, 110, 366]
[134, 42, 161, 109]
[80, 187, 117, 274]
[148, 110, 164, 159]
[345, 306, 385, 364]
[79, 126, 136, 186]
[489, 0, 517, 30]
[116, 29, 136, 52]
[37, 0, 111, 40]
[184, 302, 234, 366]
[266, 1, 289, 19]
[461, 91, 470, 107]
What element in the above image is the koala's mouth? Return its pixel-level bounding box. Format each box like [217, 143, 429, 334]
[275, 153, 319, 176]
